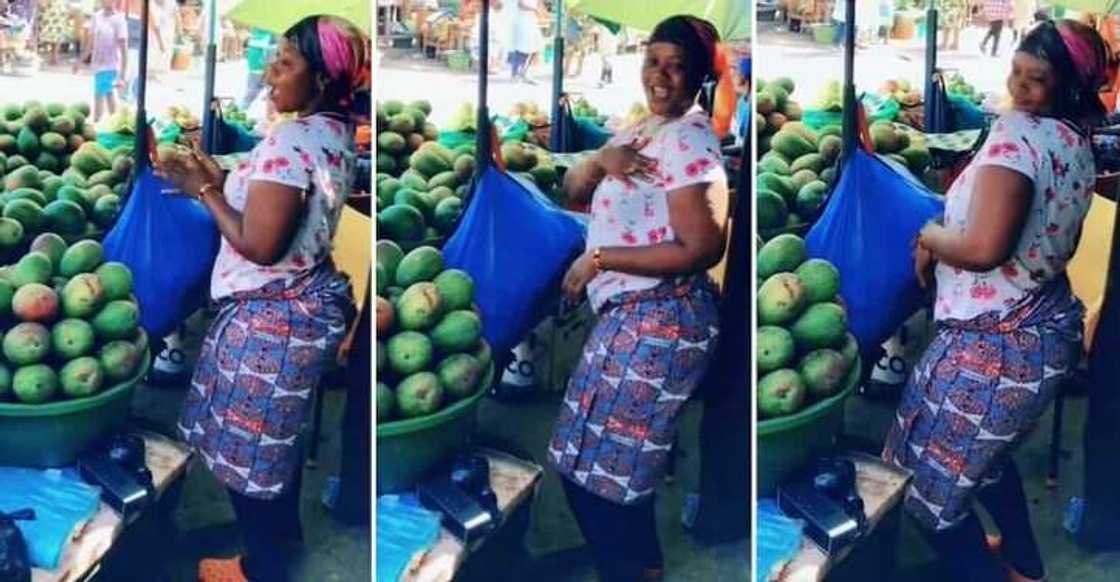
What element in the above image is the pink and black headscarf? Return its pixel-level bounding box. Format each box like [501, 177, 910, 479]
[284, 15, 371, 121]
[1018, 19, 1111, 126]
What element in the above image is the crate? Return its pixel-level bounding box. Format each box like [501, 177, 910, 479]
[447, 51, 472, 72]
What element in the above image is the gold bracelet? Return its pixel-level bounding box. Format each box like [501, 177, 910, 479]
[199, 183, 221, 201]
[593, 247, 604, 272]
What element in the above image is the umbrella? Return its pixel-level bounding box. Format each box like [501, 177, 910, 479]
[225, 0, 371, 35]
[564, 0, 751, 41]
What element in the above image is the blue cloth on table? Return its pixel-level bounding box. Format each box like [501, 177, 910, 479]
[756, 499, 805, 582]
[0, 467, 101, 570]
[376, 495, 442, 582]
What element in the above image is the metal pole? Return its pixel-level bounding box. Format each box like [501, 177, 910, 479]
[550, 0, 565, 152]
[924, 0, 939, 132]
[475, 0, 492, 173]
[201, 0, 218, 154]
[134, 0, 151, 172]
[841, 0, 857, 155]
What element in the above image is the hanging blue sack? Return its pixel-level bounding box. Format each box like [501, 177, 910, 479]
[806, 145, 944, 355]
[443, 166, 587, 357]
[103, 167, 220, 339]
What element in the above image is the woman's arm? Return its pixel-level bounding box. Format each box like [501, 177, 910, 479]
[919, 165, 1032, 271]
[601, 181, 729, 275]
[202, 180, 304, 265]
[562, 152, 607, 205]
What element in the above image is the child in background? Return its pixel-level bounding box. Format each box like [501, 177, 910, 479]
[80, 0, 127, 122]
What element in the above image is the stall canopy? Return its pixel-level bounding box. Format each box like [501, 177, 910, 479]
[225, 0, 372, 35]
[564, 0, 751, 40]
[1046, 0, 1120, 13]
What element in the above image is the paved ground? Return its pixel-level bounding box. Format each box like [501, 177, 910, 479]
[378, 46, 649, 129]
[755, 19, 1012, 110]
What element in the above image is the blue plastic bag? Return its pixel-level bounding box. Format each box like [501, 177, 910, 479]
[806, 148, 944, 354]
[443, 166, 587, 357]
[103, 167, 221, 339]
[0, 468, 101, 569]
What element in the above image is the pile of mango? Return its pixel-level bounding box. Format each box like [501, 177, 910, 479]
[376, 139, 475, 245]
[0, 236, 145, 404]
[756, 234, 858, 419]
[376, 242, 489, 422]
[375, 100, 441, 177]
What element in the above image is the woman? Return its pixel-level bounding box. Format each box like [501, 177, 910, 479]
[159, 15, 368, 582]
[1011, 0, 1036, 43]
[939, 0, 971, 51]
[35, 0, 67, 66]
[980, 0, 1014, 57]
[548, 15, 734, 582]
[884, 20, 1111, 582]
[507, 0, 542, 83]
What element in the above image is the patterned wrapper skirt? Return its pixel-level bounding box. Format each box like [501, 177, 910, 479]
[549, 276, 721, 505]
[178, 266, 353, 499]
[882, 276, 1084, 531]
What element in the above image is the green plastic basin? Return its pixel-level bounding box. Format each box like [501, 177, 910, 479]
[757, 359, 861, 497]
[0, 349, 151, 468]
[376, 363, 494, 493]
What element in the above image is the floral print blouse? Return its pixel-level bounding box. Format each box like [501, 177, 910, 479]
[934, 111, 1096, 322]
[584, 110, 727, 312]
[210, 114, 356, 300]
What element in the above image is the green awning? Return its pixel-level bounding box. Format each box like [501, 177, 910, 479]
[565, 0, 751, 41]
[224, 0, 371, 36]
[1045, 0, 1120, 14]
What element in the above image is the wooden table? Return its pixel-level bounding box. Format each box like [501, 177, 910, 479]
[774, 453, 912, 582]
[402, 449, 544, 582]
[32, 432, 191, 582]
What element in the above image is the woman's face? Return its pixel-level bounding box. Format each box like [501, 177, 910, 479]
[264, 39, 317, 114]
[1007, 51, 1058, 116]
[642, 42, 695, 118]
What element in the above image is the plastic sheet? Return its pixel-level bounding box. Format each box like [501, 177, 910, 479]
[375, 495, 441, 582]
[442, 167, 587, 357]
[102, 167, 220, 339]
[756, 499, 804, 582]
[0, 468, 101, 570]
[806, 147, 945, 354]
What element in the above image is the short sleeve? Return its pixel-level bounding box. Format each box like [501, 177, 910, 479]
[249, 120, 314, 190]
[974, 113, 1040, 181]
[657, 114, 726, 191]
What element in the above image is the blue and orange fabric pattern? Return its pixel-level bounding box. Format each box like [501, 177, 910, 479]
[178, 266, 353, 499]
[883, 276, 1084, 531]
[549, 276, 720, 504]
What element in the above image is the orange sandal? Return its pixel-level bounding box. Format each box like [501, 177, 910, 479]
[985, 535, 1046, 582]
[198, 556, 249, 582]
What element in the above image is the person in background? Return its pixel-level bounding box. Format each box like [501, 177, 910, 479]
[593, 20, 617, 88]
[550, 15, 734, 582]
[35, 0, 67, 66]
[832, 0, 846, 46]
[507, 0, 542, 83]
[241, 27, 276, 110]
[733, 55, 751, 147]
[562, 12, 586, 79]
[980, 0, 1013, 57]
[938, 0, 971, 52]
[79, 0, 126, 122]
[158, 14, 368, 582]
[145, 0, 176, 81]
[1011, 0, 1037, 43]
[878, 0, 895, 45]
[886, 20, 1112, 582]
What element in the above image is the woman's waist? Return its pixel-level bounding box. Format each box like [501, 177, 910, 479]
[593, 274, 718, 311]
[935, 274, 1083, 336]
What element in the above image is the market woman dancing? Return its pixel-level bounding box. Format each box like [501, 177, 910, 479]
[883, 20, 1111, 582]
[157, 15, 369, 582]
[548, 15, 735, 582]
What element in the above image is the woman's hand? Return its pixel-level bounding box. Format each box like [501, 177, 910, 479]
[914, 243, 936, 289]
[561, 250, 598, 299]
[596, 137, 658, 186]
[155, 147, 224, 198]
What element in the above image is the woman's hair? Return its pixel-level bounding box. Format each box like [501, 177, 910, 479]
[647, 15, 735, 137]
[1017, 19, 1111, 127]
[283, 15, 370, 123]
